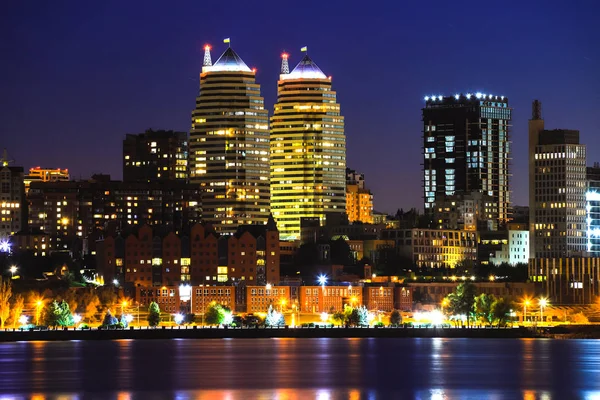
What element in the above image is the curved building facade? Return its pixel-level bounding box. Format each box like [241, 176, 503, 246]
[270, 53, 346, 240]
[189, 46, 270, 234]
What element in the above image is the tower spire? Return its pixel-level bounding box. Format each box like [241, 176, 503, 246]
[203, 45, 212, 66]
[281, 52, 289, 74]
[532, 99, 542, 120]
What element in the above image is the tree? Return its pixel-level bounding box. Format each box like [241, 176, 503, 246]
[204, 303, 232, 326]
[330, 238, 353, 266]
[474, 293, 496, 326]
[78, 289, 101, 322]
[102, 310, 119, 327]
[332, 311, 346, 326]
[356, 306, 370, 327]
[0, 278, 12, 329]
[11, 294, 24, 329]
[568, 312, 589, 324]
[43, 300, 75, 328]
[265, 304, 285, 327]
[390, 309, 402, 326]
[491, 297, 513, 327]
[148, 302, 161, 327]
[444, 282, 477, 327]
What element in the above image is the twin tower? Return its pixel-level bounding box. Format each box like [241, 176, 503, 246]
[189, 43, 346, 240]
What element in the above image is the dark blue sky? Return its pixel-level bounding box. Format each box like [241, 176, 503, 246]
[2, 0, 599, 213]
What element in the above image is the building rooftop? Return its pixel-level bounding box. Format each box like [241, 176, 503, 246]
[204, 47, 251, 73]
[282, 54, 327, 80]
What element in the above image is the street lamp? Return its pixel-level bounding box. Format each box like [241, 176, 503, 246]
[9, 265, 17, 278]
[539, 298, 548, 324]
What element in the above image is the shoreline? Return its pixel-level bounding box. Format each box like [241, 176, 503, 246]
[0, 326, 542, 342]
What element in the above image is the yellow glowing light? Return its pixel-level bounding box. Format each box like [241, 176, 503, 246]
[61, 217, 69, 225]
[539, 298, 548, 308]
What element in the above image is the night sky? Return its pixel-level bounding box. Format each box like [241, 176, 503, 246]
[2, 1, 599, 213]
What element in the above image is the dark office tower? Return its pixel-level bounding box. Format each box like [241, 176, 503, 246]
[123, 129, 188, 183]
[189, 44, 270, 234]
[528, 100, 587, 258]
[422, 92, 512, 229]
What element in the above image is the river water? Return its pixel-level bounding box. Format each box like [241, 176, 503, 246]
[0, 338, 599, 399]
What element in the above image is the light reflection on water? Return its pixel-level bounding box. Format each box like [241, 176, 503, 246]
[0, 338, 599, 399]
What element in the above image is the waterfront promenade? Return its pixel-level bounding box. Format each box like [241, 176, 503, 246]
[0, 325, 539, 342]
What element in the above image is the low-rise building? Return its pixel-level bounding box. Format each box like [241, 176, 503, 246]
[394, 286, 413, 311]
[363, 285, 394, 311]
[136, 286, 180, 313]
[529, 257, 600, 305]
[246, 285, 291, 313]
[382, 228, 478, 269]
[299, 285, 362, 313]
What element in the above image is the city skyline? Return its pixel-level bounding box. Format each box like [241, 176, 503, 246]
[3, 1, 599, 213]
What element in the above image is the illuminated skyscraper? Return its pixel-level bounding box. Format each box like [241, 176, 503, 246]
[422, 92, 512, 229]
[270, 51, 346, 240]
[189, 44, 270, 234]
[528, 101, 587, 258]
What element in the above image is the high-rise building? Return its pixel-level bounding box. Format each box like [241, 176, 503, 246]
[528, 101, 587, 258]
[0, 164, 24, 240]
[271, 51, 346, 240]
[189, 44, 270, 234]
[585, 163, 600, 256]
[27, 176, 202, 254]
[123, 129, 188, 183]
[24, 167, 69, 193]
[346, 168, 373, 224]
[422, 92, 512, 228]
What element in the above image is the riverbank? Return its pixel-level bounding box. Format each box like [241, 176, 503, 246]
[0, 325, 541, 342]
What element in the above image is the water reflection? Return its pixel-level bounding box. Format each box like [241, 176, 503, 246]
[1, 338, 600, 398]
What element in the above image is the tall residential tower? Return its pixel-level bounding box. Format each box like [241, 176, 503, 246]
[422, 92, 512, 229]
[189, 44, 270, 234]
[270, 51, 346, 240]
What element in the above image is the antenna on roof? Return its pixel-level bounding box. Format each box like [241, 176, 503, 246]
[203, 44, 212, 66]
[281, 52, 289, 74]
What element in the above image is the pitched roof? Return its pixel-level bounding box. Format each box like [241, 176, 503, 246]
[209, 47, 251, 72]
[282, 54, 327, 80]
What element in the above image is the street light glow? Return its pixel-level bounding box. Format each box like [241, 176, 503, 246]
[174, 314, 184, 324]
[0, 240, 10, 253]
[18, 315, 28, 326]
[73, 314, 82, 324]
[539, 298, 548, 308]
[317, 274, 327, 286]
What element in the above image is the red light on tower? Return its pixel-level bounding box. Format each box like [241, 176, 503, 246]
[252, 67, 257, 73]
[204, 44, 211, 51]
[281, 52, 289, 59]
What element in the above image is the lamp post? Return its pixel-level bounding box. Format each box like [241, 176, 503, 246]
[9, 266, 17, 278]
[539, 298, 548, 324]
